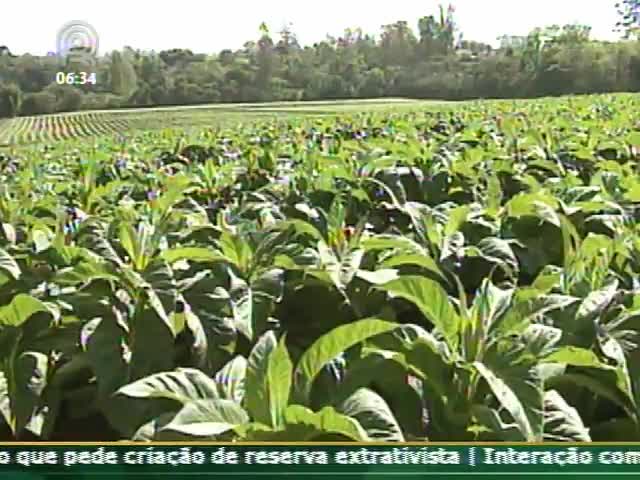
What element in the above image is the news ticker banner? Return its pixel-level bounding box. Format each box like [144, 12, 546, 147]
[1, 444, 640, 479]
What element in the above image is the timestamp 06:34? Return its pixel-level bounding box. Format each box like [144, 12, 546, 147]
[55, 72, 97, 85]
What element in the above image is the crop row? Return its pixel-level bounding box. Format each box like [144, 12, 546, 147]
[0, 113, 131, 144]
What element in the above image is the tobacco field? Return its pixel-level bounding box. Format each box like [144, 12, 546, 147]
[1, 94, 640, 442]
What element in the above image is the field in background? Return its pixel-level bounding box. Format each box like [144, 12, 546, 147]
[0, 98, 451, 146]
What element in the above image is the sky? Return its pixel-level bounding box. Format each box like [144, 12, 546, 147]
[0, 0, 623, 56]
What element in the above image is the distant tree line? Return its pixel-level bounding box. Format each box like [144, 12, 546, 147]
[0, 4, 639, 118]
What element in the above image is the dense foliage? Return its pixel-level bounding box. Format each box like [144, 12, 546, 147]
[1, 4, 640, 117]
[0, 94, 640, 442]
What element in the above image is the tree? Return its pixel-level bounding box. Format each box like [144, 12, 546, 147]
[110, 51, 138, 100]
[358, 67, 386, 97]
[159, 49, 197, 67]
[255, 22, 277, 100]
[555, 24, 592, 45]
[12, 55, 52, 93]
[0, 46, 16, 57]
[616, 0, 640, 38]
[417, 4, 457, 59]
[0, 83, 21, 117]
[20, 91, 57, 115]
[380, 21, 418, 66]
[276, 23, 300, 55]
[44, 84, 83, 112]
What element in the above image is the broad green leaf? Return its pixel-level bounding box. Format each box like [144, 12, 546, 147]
[470, 405, 522, 441]
[314, 241, 342, 288]
[544, 348, 636, 417]
[160, 247, 223, 264]
[474, 360, 542, 442]
[13, 352, 49, 435]
[444, 205, 471, 237]
[355, 269, 399, 285]
[378, 276, 459, 351]
[1, 223, 16, 244]
[143, 259, 179, 327]
[559, 215, 580, 268]
[213, 356, 247, 404]
[0, 248, 20, 280]
[338, 388, 404, 441]
[76, 219, 124, 267]
[0, 295, 54, 328]
[544, 347, 602, 367]
[576, 281, 618, 322]
[472, 279, 515, 337]
[522, 324, 563, 358]
[294, 318, 398, 404]
[252, 268, 285, 300]
[0, 373, 10, 429]
[118, 223, 139, 267]
[128, 305, 176, 382]
[117, 368, 219, 404]
[267, 337, 293, 429]
[82, 316, 129, 399]
[332, 349, 412, 406]
[543, 390, 591, 442]
[627, 131, 640, 146]
[405, 334, 454, 405]
[162, 399, 249, 438]
[32, 229, 52, 253]
[283, 404, 368, 441]
[361, 234, 427, 255]
[339, 249, 364, 286]
[380, 254, 447, 284]
[281, 219, 324, 242]
[560, 370, 636, 419]
[229, 272, 254, 341]
[532, 267, 563, 291]
[145, 288, 179, 337]
[505, 193, 560, 226]
[486, 175, 503, 216]
[219, 232, 252, 272]
[54, 260, 119, 286]
[230, 282, 255, 341]
[440, 232, 465, 262]
[131, 412, 176, 441]
[24, 380, 61, 439]
[475, 238, 519, 276]
[533, 202, 561, 227]
[245, 331, 276, 426]
[500, 291, 578, 334]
